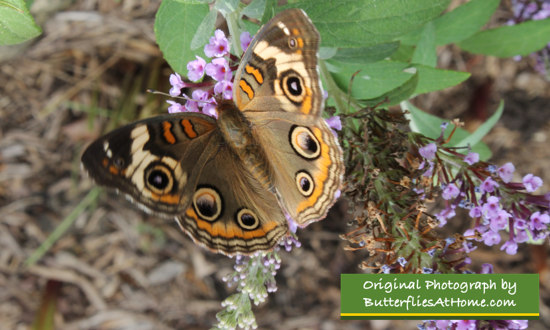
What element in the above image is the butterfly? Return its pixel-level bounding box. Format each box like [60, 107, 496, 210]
[81, 8, 344, 256]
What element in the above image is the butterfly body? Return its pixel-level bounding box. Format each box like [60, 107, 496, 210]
[82, 9, 344, 256]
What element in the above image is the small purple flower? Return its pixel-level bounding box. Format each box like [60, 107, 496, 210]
[214, 80, 233, 100]
[464, 152, 479, 165]
[325, 116, 342, 131]
[419, 143, 437, 160]
[489, 209, 510, 231]
[522, 173, 543, 192]
[482, 230, 501, 246]
[469, 205, 482, 218]
[205, 57, 232, 82]
[381, 264, 391, 274]
[166, 100, 185, 113]
[169, 73, 187, 96]
[191, 89, 210, 103]
[482, 196, 501, 218]
[202, 97, 218, 118]
[481, 263, 493, 274]
[184, 99, 200, 112]
[480, 177, 499, 194]
[529, 211, 550, 231]
[508, 320, 529, 329]
[500, 239, 518, 255]
[533, 3, 550, 20]
[455, 320, 477, 330]
[435, 321, 451, 329]
[422, 267, 433, 274]
[497, 162, 515, 183]
[397, 257, 407, 267]
[442, 183, 460, 200]
[204, 29, 230, 58]
[436, 206, 455, 227]
[515, 229, 530, 243]
[240, 31, 252, 52]
[187, 56, 207, 82]
[422, 161, 434, 177]
[514, 218, 528, 230]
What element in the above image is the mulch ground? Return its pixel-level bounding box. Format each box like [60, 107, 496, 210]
[1, 0, 549, 329]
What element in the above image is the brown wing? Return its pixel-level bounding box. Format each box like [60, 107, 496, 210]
[233, 9, 324, 117]
[176, 134, 288, 256]
[81, 113, 217, 216]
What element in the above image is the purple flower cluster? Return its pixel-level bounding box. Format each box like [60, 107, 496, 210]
[464, 163, 547, 255]
[167, 30, 253, 117]
[417, 141, 550, 255]
[420, 319, 528, 330]
[508, 0, 550, 78]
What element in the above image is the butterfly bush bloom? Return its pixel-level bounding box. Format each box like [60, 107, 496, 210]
[214, 80, 233, 100]
[240, 31, 252, 52]
[187, 56, 207, 82]
[419, 143, 437, 160]
[167, 100, 185, 113]
[497, 162, 515, 183]
[325, 116, 342, 131]
[463, 152, 479, 165]
[204, 29, 230, 58]
[522, 173, 543, 192]
[205, 57, 232, 81]
[480, 177, 499, 194]
[442, 183, 460, 200]
[169, 72, 187, 96]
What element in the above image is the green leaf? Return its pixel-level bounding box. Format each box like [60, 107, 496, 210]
[155, 0, 210, 75]
[390, 43, 415, 62]
[214, 0, 240, 14]
[459, 18, 550, 57]
[331, 42, 400, 64]
[281, 0, 450, 48]
[454, 100, 503, 149]
[411, 21, 436, 67]
[326, 59, 412, 100]
[434, 0, 499, 45]
[190, 8, 217, 50]
[403, 101, 492, 159]
[242, 0, 266, 20]
[0, 0, 42, 45]
[362, 72, 418, 107]
[414, 65, 470, 95]
[401, 0, 499, 46]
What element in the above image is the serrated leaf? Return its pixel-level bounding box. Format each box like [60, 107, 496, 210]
[401, 0, 499, 46]
[190, 8, 217, 50]
[331, 42, 400, 64]
[0, 0, 42, 45]
[459, 18, 550, 57]
[414, 65, 470, 95]
[411, 21, 436, 67]
[155, 0, 209, 75]
[326, 60, 412, 100]
[242, 0, 266, 20]
[280, 0, 450, 48]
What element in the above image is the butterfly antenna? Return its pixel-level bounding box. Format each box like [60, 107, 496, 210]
[147, 89, 207, 103]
